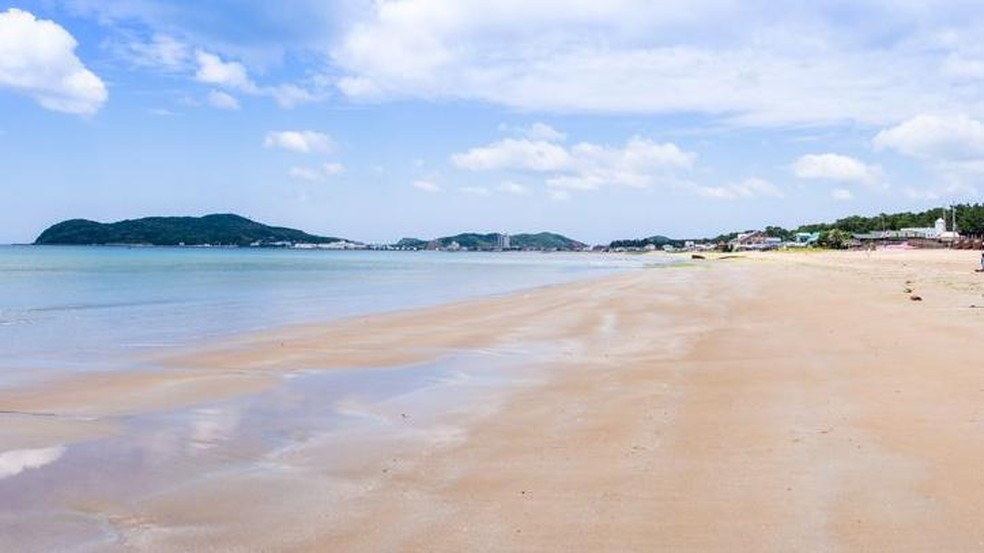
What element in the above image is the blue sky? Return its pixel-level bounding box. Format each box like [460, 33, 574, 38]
[2, 1, 983, 244]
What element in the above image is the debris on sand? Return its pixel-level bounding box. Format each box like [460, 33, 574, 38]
[909, 295, 923, 301]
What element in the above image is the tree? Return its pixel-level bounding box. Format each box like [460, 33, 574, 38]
[818, 229, 850, 249]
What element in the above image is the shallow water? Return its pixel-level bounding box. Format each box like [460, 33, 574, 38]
[0, 348, 548, 550]
[0, 246, 655, 381]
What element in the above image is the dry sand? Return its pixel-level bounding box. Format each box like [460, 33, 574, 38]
[3, 249, 984, 551]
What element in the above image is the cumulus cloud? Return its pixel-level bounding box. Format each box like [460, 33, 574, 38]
[207, 89, 239, 110]
[412, 179, 440, 192]
[195, 50, 256, 91]
[323, 162, 344, 175]
[0, 8, 107, 115]
[831, 188, 854, 201]
[264, 130, 334, 154]
[695, 177, 784, 200]
[792, 153, 883, 186]
[194, 51, 324, 108]
[331, 0, 984, 126]
[453, 139, 571, 172]
[453, 132, 696, 194]
[873, 114, 984, 161]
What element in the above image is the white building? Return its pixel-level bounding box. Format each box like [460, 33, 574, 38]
[899, 218, 959, 240]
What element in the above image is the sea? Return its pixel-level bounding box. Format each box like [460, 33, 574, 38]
[0, 245, 658, 383]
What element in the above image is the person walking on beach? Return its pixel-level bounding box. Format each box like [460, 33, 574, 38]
[980, 244, 984, 272]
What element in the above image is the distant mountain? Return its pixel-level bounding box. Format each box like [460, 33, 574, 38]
[427, 232, 586, 251]
[34, 214, 347, 247]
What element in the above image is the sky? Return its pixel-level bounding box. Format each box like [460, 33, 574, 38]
[2, 1, 984, 244]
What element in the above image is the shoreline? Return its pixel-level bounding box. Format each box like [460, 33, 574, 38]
[3, 250, 984, 550]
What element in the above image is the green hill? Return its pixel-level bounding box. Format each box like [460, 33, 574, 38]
[511, 232, 586, 250]
[34, 214, 346, 247]
[428, 232, 585, 251]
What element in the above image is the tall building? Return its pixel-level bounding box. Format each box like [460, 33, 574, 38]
[497, 233, 510, 250]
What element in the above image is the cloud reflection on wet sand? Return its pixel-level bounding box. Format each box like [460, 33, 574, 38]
[0, 446, 66, 479]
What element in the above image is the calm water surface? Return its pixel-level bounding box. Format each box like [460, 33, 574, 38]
[0, 246, 657, 379]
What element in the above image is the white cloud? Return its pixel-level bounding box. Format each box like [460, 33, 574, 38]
[195, 50, 255, 91]
[453, 138, 572, 172]
[696, 177, 784, 200]
[459, 186, 490, 196]
[331, 1, 984, 126]
[0, 8, 107, 115]
[453, 132, 696, 194]
[412, 179, 440, 192]
[527, 123, 565, 142]
[498, 181, 531, 195]
[873, 114, 984, 161]
[792, 153, 883, 186]
[207, 89, 239, 110]
[264, 131, 334, 154]
[831, 188, 854, 201]
[115, 34, 190, 71]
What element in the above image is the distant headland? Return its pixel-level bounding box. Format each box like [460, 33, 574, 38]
[32, 214, 587, 252]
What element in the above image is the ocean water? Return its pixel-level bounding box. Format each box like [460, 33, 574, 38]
[0, 246, 658, 380]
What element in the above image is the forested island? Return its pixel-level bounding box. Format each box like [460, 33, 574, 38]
[34, 214, 347, 247]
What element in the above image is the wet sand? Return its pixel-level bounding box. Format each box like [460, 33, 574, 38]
[3, 249, 984, 551]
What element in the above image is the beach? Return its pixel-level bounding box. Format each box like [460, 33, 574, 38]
[4, 249, 984, 551]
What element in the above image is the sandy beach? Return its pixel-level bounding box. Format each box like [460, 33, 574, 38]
[4, 249, 984, 551]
